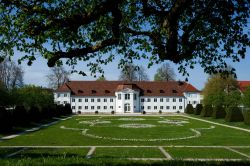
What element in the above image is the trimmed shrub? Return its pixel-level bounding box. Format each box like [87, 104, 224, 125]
[159, 110, 162, 114]
[225, 107, 244, 122]
[142, 111, 146, 114]
[111, 110, 115, 114]
[194, 104, 203, 115]
[64, 104, 72, 115]
[28, 106, 41, 122]
[212, 105, 226, 119]
[95, 111, 98, 114]
[243, 108, 250, 125]
[12, 105, 29, 126]
[0, 107, 12, 132]
[185, 104, 194, 114]
[77, 111, 81, 114]
[200, 105, 213, 117]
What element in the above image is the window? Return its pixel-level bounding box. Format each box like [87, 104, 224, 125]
[160, 90, 164, 93]
[63, 101, 67, 104]
[97, 106, 100, 109]
[173, 98, 176, 102]
[188, 101, 191, 104]
[154, 98, 157, 102]
[166, 98, 169, 102]
[141, 106, 144, 109]
[104, 98, 107, 102]
[91, 98, 94, 102]
[125, 94, 130, 100]
[147, 90, 152, 93]
[78, 99, 82, 102]
[64, 94, 67, 97]
[147, 106, 151, 110]
[72, 106, 75, 109]
[85, 106, 88, 109]
[110, 99, 113, 102]
[105, 90, 110, 94]
[179, 98, 182, 102]
[160, 98, 163, 102]
[104, 106, 107, 109]
[72, 99, 75, 102]
[193, 101, 197, 104]
[147, 98, 151, 102]
[97, 99, 100, 102]
[166, 106, 170, 109]
[119, 106, 121, 108]
[91, 106, 94, 110]
[91, 90, 96, 94]
[110, 106, 113, 109]
[78, 90, 83, 94]
[118, 94, 121, 100]
[57, 94, 60, 98]
[141, 98, 144, 102]
[154, 106, 157, 110]
[134, 94, 137, 100]
[160, 106, 163, 109]
[85, 98, 88, 102]
[179, 106, 183, 109]
[79, 106, 82, 109]
[173, 106, 176, 110]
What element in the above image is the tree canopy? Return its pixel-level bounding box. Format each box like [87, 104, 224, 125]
[0, 0, 249, 76]
[154, 62, 176, 81]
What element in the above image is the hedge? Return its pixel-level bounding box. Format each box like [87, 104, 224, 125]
[194, 104, 203, 115]
[200, 105, 213, 117]
[212, 105, 226, 119]
[0, 107, 12, 132]
[185, 104, 194, 114]
[12, 105, 29, 126]
[225, 107, 244, 122]
[242, 108, 250, 125]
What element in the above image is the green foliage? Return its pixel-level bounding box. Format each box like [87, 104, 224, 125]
[0, 106, 12, 132]
[242, 86, 250, 108]
[154, 63, 176, 81]
[200, 105, 213, 117]
[225, 107, 244, 122]
[0, 82, 9, 106]
[224, 90, 242, 107]
[185, 104, 194, 114]
[12, 105, 29, 126]
[0, 1, 249, 77]
[243, 108, 250, 125]
[212, 105, 226, 119]
[96, 76, 106, 81]
[194, 104, 203, 115]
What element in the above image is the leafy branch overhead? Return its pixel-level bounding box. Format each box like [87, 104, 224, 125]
[0, 0, 249, 76]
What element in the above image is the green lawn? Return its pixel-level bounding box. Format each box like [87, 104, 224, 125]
[0, 115, 250, 165]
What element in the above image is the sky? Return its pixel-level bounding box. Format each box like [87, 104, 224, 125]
[13, 47, 250, 91]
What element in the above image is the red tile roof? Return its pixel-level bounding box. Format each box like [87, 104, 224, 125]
[55, 81, 200, 97]
[238, 81, 250, 92]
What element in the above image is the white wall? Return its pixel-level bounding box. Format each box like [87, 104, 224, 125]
[54, 92, 71, 105]
[184, 92, 201, 108]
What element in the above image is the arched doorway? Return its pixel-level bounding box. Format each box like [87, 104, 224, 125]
[124, 103, 130, 113]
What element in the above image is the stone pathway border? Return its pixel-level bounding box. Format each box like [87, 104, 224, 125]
[0, 116, 72, 141]
[182, 115, 250, 133]
[159, 146, 172, 159]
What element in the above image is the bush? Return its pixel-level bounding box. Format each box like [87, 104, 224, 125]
[243, 108, 250, 125]
[176, 110, 180, 113]
[95, 111, 98, 114]
[225, 107, 244, 122]
[142, 111, 146, 114]
[12, 105, 29, 126]
[200, 105, 213, 117]
[0, 107, 12, 132]
[77, 111, 81, 114]
[111, 110, 115, 114]
[212, 105, 226, 119]
[194, 104, 203, 115]
[159, 110, 162, 114]
[64, 104, 72, 115]
[185, 104, 194, 114]
[28, 106, 41, 122]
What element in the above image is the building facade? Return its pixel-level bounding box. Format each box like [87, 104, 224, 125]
[54, 81, 201, 113]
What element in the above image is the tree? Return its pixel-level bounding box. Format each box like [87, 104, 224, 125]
[119, 64, 149, 81]
[154, 63, 176, 81]
[96, 76, 106, 81]
[0, 1, 249, 77]
[242, 86, 250, 108]
[46, 66, 70, 89]
[202, 74, 238, 106]
[0, 58, 24, 89]
[0, 82, 9, 106]
[224, 90, 242, 107]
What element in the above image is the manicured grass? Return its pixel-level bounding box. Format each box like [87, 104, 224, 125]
[93, 147, 164, 158]
[165, 147, 247, 159]
[0, 148, 21, 158]
[233, 148, 250, 157]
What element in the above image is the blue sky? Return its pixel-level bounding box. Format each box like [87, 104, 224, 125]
[13, 47, 250, 90]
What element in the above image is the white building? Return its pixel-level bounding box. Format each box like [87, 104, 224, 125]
[54, 81, 201, 113]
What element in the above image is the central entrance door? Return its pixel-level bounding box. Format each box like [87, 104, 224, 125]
[124, 103, 131, 113]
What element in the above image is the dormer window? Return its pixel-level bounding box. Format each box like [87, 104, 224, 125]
[105, 90, 110, 93]
[91, 90, 96, 94]
[160, 90, 164, 93]
[78, 90, 83, 94]
[147, 90, 152, 93]
[172, 89, 177, 93]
